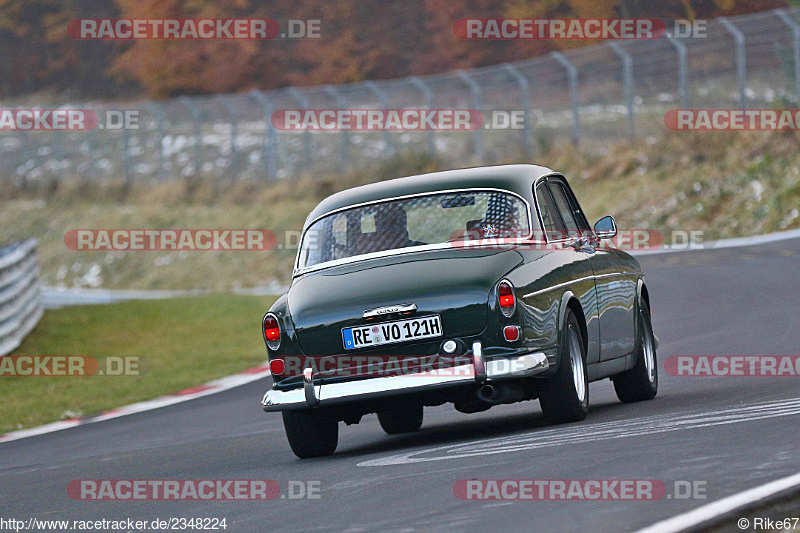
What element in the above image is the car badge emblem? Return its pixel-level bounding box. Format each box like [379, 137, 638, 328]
[363, 303, 417, 318]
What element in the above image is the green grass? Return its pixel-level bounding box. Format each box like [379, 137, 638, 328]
[2, 129, 800, 433]
[2, 131, 799, 291]
[0, 294, 274, 434]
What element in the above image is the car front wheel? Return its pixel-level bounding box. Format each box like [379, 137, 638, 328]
[282, 410, 338, 458]
[539, 308, 589, 423]
[612, 299, 658, 402]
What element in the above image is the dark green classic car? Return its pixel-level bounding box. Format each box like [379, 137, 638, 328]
[262, 164, 658, 458]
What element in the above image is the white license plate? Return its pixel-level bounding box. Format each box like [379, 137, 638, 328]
[342, 315, 442, 350]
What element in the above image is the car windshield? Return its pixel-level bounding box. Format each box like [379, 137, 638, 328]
[296, 190, 530, 271]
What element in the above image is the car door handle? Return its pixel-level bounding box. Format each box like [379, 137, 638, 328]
[564, 236, 596, 254]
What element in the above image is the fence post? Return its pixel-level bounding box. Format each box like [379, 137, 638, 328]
[178, 96, 202, 175]
[249, 89, 278, 180]
[550, 51, 580, 144]
[323, 85, 349, 169]
[50, 106, 63, 187]
[408, 76, 435, 156]
[84, 103, 96, 180]
[456, 70, 483, 163]
[719, 17, 747, 110]
[502, 63, 531, 159]
[364, 81, 394, 156]
[286, 87, 313, 172]
[216, 95, 239, 180]
[16, 128, 30, 188]
[121, 123, 133, 190]
[666, 35, 690, 108]
[608, 42, 635, 140]
[776, 9, 800, 102]
[144, 101, 167, 181]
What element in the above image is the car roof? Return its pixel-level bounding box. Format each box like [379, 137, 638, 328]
[304, 164, 557, 225]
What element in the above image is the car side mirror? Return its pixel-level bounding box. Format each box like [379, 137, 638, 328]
[594, 216, 617, 239]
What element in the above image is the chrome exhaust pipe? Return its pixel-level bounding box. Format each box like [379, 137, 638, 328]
[477, 384, 501, 403]
[476, 383, 525, 405]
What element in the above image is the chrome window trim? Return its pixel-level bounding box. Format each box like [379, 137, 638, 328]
[532, 174, 571, 244]
[532, 173, 591, 244]
[531, 176, 552, 241]
[293, 187, 538, 277]
[522, 271, 644, 299]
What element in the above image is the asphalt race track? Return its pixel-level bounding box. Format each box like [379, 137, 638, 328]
[2, 237, 799, 532]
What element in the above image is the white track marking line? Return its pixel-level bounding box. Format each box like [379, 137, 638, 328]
[0, 366, 269, 443]
[635, 470, 800, 533]
[358, 398, 800, 466]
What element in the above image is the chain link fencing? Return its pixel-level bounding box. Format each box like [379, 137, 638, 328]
[2, 8, 799, 186]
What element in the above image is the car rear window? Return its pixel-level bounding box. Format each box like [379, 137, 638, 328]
[296, 191, 530, 270]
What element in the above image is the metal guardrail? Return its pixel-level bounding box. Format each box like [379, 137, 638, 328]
[0, 240, 43, 356]
[0, 8, 799, 183]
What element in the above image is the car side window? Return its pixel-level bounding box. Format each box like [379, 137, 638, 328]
[535, 181, 564, 234]
[548, 181, 580, 236]
[553, 180, 591, 232]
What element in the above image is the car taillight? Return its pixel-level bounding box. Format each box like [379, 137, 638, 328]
[498, 280, 515, 317]
[503, 325, 520, 342]
[269, 358, 285, 375]
[263, 313, 281, 350]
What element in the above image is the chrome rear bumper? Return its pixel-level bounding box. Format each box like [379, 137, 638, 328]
[262, 341, 549, 411]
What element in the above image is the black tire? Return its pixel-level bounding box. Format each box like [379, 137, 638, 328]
[539, 308, 589, 424]
[613, 299, 658, 403]
[377, 404, 423, 434]
[282, 410, 338, 458]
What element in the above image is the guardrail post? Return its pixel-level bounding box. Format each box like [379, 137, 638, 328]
[286, 87, 313, 172]
[408, 76, 436, 156]
[144, 101, 167, 181]
[323, 85, 350, 169]
[550, 52, 580, 144]
[178, 96, 202, 175]
[216, 95, 239, 180]
[0, 239, 43, 356]
[249, 90, 278, 180]
[364, 81, 395, 156]
[776, 9, 800, 102]
[502, 63, 532, 158]
[608, 42, 635, 140]
[666, 35, 690, 108]
[719, 17, 747, 110]
[456, 70, 483, 163]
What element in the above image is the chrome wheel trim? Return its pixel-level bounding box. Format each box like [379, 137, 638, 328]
[642, 317, 656, 383]
[568, 325, 586, 404]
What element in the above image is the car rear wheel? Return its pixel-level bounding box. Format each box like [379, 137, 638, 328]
[613, 299, 658, 403]
[539, 308, 589, 423]
[377, 404, 423, 434]
[282, 410, 338, 458]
